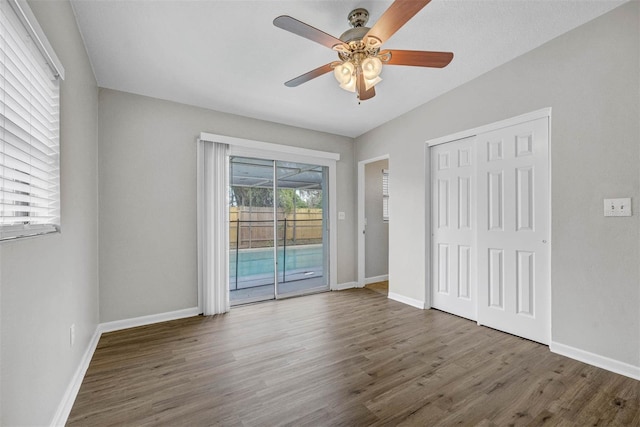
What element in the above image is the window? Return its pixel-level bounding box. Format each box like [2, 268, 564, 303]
[382, 168, 389, 222]
[0, 0, 64, 241]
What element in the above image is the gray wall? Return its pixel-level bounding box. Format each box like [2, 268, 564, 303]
[1, 2, 636, 424]
[0, 1, 99, 425]
[365, 159, 389, 279]
[98, 89, 356, 322]
[356, 2, 639, 367]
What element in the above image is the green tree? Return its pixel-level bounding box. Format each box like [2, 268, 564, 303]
[299, 189, 322, 209]
[278, 189, 307, 215]
[230, 186, 273, 208]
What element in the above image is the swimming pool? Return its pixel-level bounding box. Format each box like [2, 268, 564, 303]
[229, 243, 324, 289]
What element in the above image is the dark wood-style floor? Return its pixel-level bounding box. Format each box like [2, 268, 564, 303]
[68, 289, 639, 426]
[364, 280, 389, 296]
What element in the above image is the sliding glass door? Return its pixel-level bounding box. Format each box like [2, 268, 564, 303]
[229, 156, 329, 305]
[229, 157, 276, 304]
[275, 161, 328, 298]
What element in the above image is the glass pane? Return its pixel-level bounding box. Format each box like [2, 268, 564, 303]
[276, 161, 329, 297]
[229, 156, 276, 305]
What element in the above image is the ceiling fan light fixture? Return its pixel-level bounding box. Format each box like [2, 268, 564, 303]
[333, 61, 355, 85]
[364, 75, 382, 91]
[361, 56, 382, 80]
[339, 75, 357, 92]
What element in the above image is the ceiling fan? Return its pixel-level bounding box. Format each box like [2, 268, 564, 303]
[273, 0, 454, 102]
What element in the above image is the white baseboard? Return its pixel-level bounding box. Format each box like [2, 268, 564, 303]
[98, 307, 200, 334]
[364, 274, 389, 285]
[50, 327, 101, 427]
[332, 281, 360, 291]
[550, 341, 640, 381]
[51, 307, 202, 426]
[388, 292, 427, 309]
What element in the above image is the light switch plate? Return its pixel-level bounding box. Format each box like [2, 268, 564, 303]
[604, 198, 632, 217]
[338, 211, 345, 220]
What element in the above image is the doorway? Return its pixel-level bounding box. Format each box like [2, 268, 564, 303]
[358, 155, 390, 290]
[229, 156, 330, 305]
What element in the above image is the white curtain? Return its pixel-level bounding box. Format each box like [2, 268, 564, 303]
[197, 140, 230, 315]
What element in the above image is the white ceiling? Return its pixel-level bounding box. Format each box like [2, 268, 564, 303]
[70, 0, 626, 138]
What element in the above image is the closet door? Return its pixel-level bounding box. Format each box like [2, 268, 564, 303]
[476, 117, 550, 344]
[431, 137, 477, 320]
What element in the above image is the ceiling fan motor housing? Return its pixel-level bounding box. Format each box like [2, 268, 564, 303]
[347, 8, 369, 27]
[339, 26, 369, 43]
[338, 9, 382, 63]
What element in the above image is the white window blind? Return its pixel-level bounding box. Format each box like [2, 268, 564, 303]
[0, 0, 63, 241]
[382, 168, 389, 222]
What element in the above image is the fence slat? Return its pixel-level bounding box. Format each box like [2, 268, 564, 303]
[229, 206, 323, 249]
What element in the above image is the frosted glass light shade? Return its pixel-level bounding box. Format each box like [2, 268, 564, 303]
[333, 61, 355, 85]
[361, 56, 382, 80]
[340, 77, 356, 92]
[364, 76, 382, 90]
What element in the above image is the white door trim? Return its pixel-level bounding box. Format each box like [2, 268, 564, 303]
[357, 154, 390, 287]
[427, 108, 552, 147]
[199, 132, 340, 162]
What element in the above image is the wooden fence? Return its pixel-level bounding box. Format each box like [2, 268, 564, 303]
[229, 207, 323, 249]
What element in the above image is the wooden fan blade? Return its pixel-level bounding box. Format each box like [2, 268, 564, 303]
[284, 63, 334, 87]
[274, 16, 348, 51]
[383, 50, 454, 68]
[357, 73, 376, 101]
[359, 85, 376, 101]
[364, 0, 431, 45]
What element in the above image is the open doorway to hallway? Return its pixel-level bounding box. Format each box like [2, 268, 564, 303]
[359, 157, 389, 295]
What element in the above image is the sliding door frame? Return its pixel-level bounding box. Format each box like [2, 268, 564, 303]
[198, 133, 340, 310]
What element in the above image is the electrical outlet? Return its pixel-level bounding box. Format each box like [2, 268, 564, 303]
[604, 198, 632, 217]
[70, 324, 75, 347]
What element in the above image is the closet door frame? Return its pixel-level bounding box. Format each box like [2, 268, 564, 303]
[425, 108, 551, 342]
